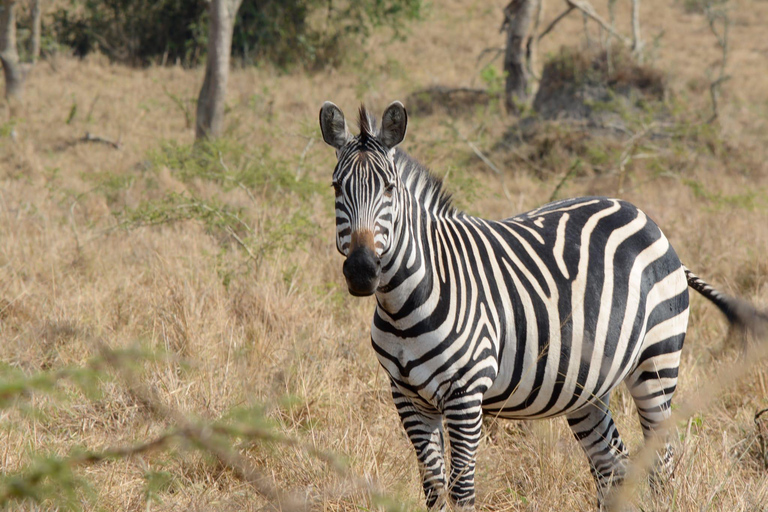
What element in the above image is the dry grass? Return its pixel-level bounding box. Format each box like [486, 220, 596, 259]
[1, 0, 767, 510]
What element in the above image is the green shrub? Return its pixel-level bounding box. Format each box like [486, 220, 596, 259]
[51, 0, 423, 68]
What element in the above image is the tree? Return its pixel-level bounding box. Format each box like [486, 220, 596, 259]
[31, 0, 41, 62]
[0, 0, 23, 100]
[501, 0, 539, 114]
[195, 0, 243, 140]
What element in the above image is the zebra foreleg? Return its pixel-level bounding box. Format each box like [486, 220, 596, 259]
[566, 395, 629, 510]
[444, 394, 484, 512]
[391, 385, 448, 510]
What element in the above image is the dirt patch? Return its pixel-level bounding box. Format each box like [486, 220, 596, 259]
[406, 86, 492, 116]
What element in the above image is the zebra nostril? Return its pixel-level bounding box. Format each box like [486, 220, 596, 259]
[343, 246, 380, 296]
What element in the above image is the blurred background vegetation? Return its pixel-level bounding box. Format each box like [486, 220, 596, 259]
[43, 0, 423, 68]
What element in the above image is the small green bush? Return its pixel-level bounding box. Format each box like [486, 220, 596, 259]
[51, 0, 424, 68]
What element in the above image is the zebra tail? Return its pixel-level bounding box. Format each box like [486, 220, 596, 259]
[683, 265, 768, 342]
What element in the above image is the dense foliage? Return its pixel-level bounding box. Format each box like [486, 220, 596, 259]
[51, 0, 423, 68]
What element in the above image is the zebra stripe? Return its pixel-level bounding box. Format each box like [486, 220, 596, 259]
[319, 101, 766, 511]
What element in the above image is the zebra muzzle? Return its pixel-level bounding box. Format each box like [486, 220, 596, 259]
[343, 246, 381, 296]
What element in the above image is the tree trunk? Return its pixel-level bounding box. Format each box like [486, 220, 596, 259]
[31, 0, 41, 62]
[502, 0, 538, 114]
[0, 0, 23, 100]
[195, 0, 243, 140]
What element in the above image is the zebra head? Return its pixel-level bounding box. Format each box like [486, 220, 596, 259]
[319, 101, 408, 296]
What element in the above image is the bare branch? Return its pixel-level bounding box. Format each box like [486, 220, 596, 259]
[448, 123, 503, 175]
[538, 6, 575, 41]
[525, 0, 544, 80]
[565, 0, 632, 47]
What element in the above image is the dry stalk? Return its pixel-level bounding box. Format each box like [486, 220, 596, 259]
[96, 344, 310, 511]
[88, 344, 399, 511]
[756, 408, 768, 470]
[631, 0, 644, 61]
[705, 5, 731, 124]
[549, 159, 581, 202]
[446, 121, 503, 175]
[606, 336, 768, 511]
[79, 131, 122, 150]
[615, 122, 657, 195]
[538, 5, 575, 41]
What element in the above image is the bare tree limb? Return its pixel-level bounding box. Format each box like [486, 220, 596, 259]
[525, 0, 544, 80]
[565, 0, 631, 47]
[476, 46, 505, 68]
[538, 5, 575, 41]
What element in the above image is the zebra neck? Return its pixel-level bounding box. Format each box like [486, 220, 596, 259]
[375, 204, 452, 322]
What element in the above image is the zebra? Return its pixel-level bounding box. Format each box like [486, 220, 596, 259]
[319, 100, 767, 510]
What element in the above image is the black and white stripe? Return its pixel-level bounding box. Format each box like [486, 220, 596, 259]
[319, 101, 766, 511]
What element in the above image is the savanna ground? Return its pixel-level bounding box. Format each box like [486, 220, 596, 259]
[1, 0, 768, 510]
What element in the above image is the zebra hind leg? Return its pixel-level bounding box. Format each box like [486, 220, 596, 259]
[566, 394, 629, 510]
[625, 352, 681, 493]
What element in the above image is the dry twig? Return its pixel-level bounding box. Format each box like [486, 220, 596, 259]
[80, 132, 122, 150]
[538, 5, 575, 41]
[565, 0, 631, 47]
[705, 5, 731, 124]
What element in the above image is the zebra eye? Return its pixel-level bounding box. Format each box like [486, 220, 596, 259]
[383, 183, 395, 197]
[332, 182, 341, 197]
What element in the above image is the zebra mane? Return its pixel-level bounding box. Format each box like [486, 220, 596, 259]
[358, 105, 377, 140]
[394, 148, 457, 217]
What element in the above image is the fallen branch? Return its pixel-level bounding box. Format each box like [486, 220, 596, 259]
[412, 86, 489, 97]
[80, 132, 122, 150]
[448, 123, 503, 175]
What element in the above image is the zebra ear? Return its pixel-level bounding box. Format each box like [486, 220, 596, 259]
[319, 101, 351, 150]
[379, 101, 407, 149]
